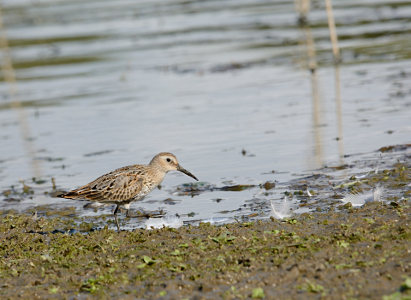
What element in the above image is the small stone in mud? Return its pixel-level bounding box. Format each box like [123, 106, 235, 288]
[338, 202, 353, 210]
[261, 181, 276, 190]
[389, 201, 399, 207]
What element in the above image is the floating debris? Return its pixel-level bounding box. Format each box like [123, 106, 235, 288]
[340, 186, 384, 207]
[163, 198, 181, 205]
[306, 187, 312, 197]
[219, 184, 256, 191]
[145, 215, 183, 229]
[83, 150, 113, 157]
[51, 177, 56, 190]
[378, 144, 411, 153]
[241, 148, 255, 157]
[261, 181, 276, 190]
[174, 182, 215, 196]
[270, 196, 292, 220]
[200, 217, 232, 225]
[174, 182, 256, 195]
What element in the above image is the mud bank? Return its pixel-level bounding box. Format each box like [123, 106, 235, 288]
[0, 200, 410, 299]
[1, 146, 410, 299]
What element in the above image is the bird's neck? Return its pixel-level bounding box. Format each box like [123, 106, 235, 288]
[147, 165, 167, 186]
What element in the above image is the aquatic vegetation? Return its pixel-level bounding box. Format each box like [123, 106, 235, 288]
[0, 200, 409, 298]
[251, 287, 265, 299]
[298, 280, 325, 294]
[0, 145, 409, 298]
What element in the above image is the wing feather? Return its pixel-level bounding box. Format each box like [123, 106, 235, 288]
[62, 168, 145, 203]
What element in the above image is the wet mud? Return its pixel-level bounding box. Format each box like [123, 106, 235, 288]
[0, 201, 410, 299]
[0, 145, 410, 299]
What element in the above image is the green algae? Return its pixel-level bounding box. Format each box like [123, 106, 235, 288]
[0, 201, 410, 299]
[0, 147, 410, 298]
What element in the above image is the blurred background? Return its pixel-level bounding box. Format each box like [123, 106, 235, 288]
[0, 0, 410, 226]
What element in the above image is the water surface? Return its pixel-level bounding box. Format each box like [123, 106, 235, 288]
[1, 0, 410, 228]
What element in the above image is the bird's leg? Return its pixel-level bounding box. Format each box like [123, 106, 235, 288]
[113, 205, 120, 232]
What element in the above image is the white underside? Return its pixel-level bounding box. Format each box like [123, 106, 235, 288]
[86, 202, 131, 210]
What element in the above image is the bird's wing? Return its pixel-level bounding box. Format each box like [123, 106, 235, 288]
[62, 170, 144, 203]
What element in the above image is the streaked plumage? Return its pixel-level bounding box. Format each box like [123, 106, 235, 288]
[61, 152, 198, 231]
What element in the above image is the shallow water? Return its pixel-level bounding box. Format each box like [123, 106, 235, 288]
[1, 0, 410, 228]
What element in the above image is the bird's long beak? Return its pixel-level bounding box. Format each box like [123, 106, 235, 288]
[177, 165, 198, 181]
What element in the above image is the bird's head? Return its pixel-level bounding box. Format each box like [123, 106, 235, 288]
[150, 152, 198, 181]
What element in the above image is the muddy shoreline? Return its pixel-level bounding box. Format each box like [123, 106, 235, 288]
[0, 202, 410, 299]
[0, 146, 410, 299]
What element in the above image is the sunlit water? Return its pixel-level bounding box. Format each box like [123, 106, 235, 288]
[1, 0, 410, 228]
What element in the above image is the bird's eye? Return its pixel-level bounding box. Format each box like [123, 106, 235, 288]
[166, 158, 171, 163]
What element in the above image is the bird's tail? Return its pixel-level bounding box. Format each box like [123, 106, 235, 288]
[59, 186, 106, 202]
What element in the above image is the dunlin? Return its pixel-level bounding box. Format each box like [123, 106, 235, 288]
[61, 152, 198, 231]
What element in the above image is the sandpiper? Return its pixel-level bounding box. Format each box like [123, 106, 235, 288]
[61, 152, 198, 231]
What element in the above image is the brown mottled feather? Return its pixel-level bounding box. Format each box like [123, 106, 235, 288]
[62, 165, 155, 204]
